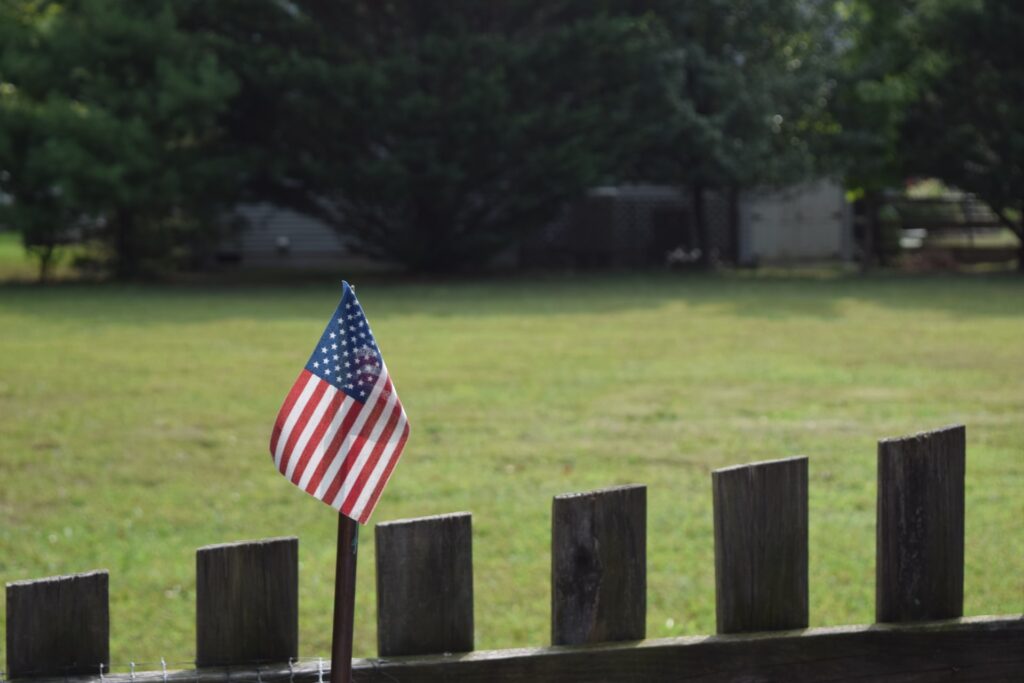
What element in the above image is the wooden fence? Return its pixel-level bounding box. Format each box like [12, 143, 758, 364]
[857, 192, 1020, 267]
[5, 424, 1023, 682]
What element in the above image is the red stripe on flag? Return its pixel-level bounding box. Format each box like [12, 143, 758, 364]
[353, 421, 410, 523]
[277, 378, 330, 477]
[289, 390, 345, 486]
[338, 390, 403, 516]
[320, 383, 392, 505]
[270, 370, 312, 455]
[303, 399, 363, 495]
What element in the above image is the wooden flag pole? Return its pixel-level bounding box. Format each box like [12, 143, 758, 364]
[331, 512, 359, 683]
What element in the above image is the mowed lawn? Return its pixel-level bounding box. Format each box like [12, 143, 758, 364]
[1, 270, 1022, 669]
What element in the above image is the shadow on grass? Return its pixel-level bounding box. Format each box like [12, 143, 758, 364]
[0, 269, 1022, 326]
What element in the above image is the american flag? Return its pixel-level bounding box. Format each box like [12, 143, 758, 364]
[270, 282, 409, 523]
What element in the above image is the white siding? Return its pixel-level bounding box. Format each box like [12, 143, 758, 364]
[232, 203, 349, 262]
[740, 180, 851, 263]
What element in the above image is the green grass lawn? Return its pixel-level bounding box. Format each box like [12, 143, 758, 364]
[0, 232, 32, 279]
[1, 270, 1022, 670]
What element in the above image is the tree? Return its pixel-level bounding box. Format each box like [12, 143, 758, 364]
[602, 0, 842, 264]
[822, 0, 925, 266]
[826, 1, 919, 194]
[897, 0, 1023, 268]
[829, 0, 1023, 269]
[189, 0, 844, 270]
[0, 0, 240, 279]
[184, 1, 675, 272]
[0, 98, 80, 281]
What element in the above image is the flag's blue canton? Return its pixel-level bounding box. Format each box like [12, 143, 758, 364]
[304, 282, 383, 403]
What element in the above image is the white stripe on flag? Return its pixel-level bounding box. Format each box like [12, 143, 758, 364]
[284, 383, 339, 481]
[329, 382, 399, 509]
[273, 373, 320, 469]
[296, 394, 355, 491]
[312, 373, 389, 501]
[347, 405, 408, 521]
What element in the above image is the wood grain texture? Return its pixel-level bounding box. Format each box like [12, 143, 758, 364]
[346, 616, 1024, 683]
[29, 616, 1022, 683]
[712, 456, 808, 634]
[5, 570, 109, 678]
[195, 537, 298, 666]
[551, 485, 646, 646]
[375, 513, 474, 657]
[349, 616, 1024, 683]
[877, 425, 966, 623]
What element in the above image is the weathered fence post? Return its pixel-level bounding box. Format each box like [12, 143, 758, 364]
[375, 513, 474, 656]
[5, 570, 109, 678]
[876, 425, 966, 623]
[713, 456, 808, 634]
[551, 484, 646, 646]
[195, 537, 298, 667]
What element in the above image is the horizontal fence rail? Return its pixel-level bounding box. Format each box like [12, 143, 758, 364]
[5, 424, 1023, 682]
[11, 618, 1024, 683]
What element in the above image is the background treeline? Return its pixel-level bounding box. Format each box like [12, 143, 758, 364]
[0, 0, 1020, 278]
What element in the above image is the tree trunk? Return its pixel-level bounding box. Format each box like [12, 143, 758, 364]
[1015, 206, 1023, 273]
[726, 185, 740, 265]
[992, 206, 1023, 274]
[1016, 230, 1023, 273]
[691, 183, 709, 267]
[861, 191, 880, 273]
[114, 208, 138, 279]
[36, 243, 55, 284]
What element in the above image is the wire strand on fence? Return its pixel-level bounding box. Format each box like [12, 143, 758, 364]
[0, 657, 363, 683]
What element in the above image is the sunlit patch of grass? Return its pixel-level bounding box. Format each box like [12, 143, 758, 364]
[0, 230, 96, 282]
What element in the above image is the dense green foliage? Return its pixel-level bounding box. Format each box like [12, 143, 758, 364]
[183, 2, 675, 271]
[638, 0, 838, 187]
[831, 0, 1022, 253]
[0, 0, 1020, 274]
[899, 0, 1023, 247]
[624, 0, 841, 261]
[0, 271, 1021, 662]
[0, 0, 241, 278]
